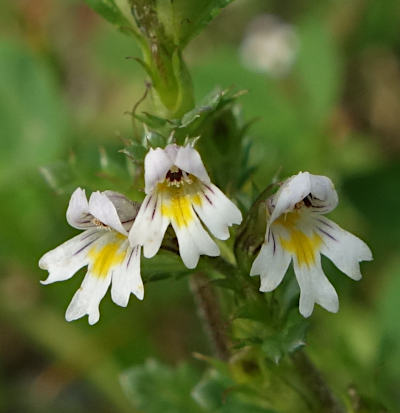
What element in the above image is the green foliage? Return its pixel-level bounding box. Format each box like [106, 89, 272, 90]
[295, 17, 342, 124]
[120, 359, 203, 413]
[141, 251, 191, 283]
[128, 87, 254, 192]
[342, 163, 400, 254]
[261, 313, 308, 364]
[1, 0, 398, 411]
[156, 0, 234, 48]
[83, 0, 141, 38]
[0, 40, 68, 183]
[193, 369, 276, 412]
[120, 358, 277, 413]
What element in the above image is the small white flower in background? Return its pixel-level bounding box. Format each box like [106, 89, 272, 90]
[239, 14, 298, 77]
[39, 188, 143, 325]
[129, 144, 242, 269]
[250, 172, 373, 317]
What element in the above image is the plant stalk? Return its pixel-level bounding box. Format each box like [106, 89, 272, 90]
[291, 350, 346, 413]
[189, 272, 230, 361]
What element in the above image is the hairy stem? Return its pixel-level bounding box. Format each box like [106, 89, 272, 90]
[189, 272, 230, 361]
[292, 350, 346, 413]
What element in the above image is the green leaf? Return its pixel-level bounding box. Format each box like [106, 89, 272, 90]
[192, 369, 277, 413]
[261, 339, 283, 365]
[157, 0, 234, 48]
[261, 312, 309, 364]
[134, 111, 176, 129]
[218, 400, 277, 413]
[180, 88, 224, 128]
[120, 359, 203, 413]
[84, 0, 140, 38]
[141, 251, 191, 283]
[192, 369, 233, 410]
[145, 130, 167, 148]
[120, 140, 147, 161]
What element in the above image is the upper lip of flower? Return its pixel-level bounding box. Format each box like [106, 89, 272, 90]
[144, 144, 211, 194]
[269, 171, 338, 225]
[67, 188, 139, 236]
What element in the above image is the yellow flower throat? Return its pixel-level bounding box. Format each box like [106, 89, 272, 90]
[275, 211, 322, 267]
[88, 233, 126, 277]
[158, 170, 203, 228]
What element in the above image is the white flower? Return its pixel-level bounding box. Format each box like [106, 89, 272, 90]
[239, 14, 298, 77]
[39, 188, 143, 325]
[129, 144, 242, 269]
[250, 172, 373, 317]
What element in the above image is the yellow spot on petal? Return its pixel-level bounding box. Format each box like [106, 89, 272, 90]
[275, 210, 300, 228]
[192, 194, 202, 206]
[275, 211, 322, 267]
[280, 230, 322, 267]
[88, 234, 126, 278]
[161, 196, 194, 228]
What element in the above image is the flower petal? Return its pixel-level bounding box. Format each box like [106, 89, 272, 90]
[309, 174, 338, 213]
[144, 147, 174, 194]
[316, 217, 373, 281]
[65, 232, 128, 324]
[174, 145, 211, 184]
[250, 229, 291, 292]
[111, 245, 144, 306]
[66, 188, 93, 229]
[171, 213, 219, 269]
[103, 190, 140, 232]
[39, 229, 100, 284]
[270, 172, 311, 223]
[129, 193, 170, 258]
[193, 184, 242, 240]
[65, 272, 112, 325]
[88, 191, 127, 235]
[293, 256, 339, 317]
[164, 143, 179, 161]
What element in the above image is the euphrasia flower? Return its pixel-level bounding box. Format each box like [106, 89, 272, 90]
[239, 14, 298, 77]
[250, 172, 373, 317]
[39, 188, 143, 325]
[129, 144, 242, 268]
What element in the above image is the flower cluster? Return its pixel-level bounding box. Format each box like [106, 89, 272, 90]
[39, 146, 372, 324]
[40, 144, 242, 324]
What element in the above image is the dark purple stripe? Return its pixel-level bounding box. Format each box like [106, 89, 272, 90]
[126, 248, 134, 269]
[317, 227, 337, 241]
[316, 218, 334, 229]
[121, 218, 134, 224]
[151, 197, 158, 220]
[145, 195, 153, 208]
[80, 230, 96, 241]
[271, 231, 276, 255]
[204, 194, 213, 205]
[74, 235, 102, 255]
[204, 184, 215, 194]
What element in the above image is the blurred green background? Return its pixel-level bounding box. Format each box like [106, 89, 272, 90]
[0, 0, 399, 412]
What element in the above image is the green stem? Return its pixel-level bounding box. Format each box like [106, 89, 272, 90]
[189, 272, 230, 361]
[291, 350, 346, 413]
